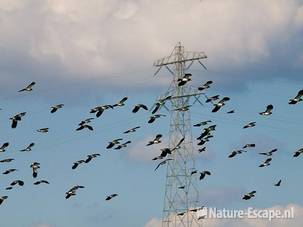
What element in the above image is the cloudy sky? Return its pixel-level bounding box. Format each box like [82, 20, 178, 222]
[0, 0, 303, 227]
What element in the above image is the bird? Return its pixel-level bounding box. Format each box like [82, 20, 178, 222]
[0, 158, 14, 163]
[18, 82, 36, 92]
[274, 179, 282, 187]
[198, 147, 206, 153]
[197, 125, 216, 140]
[85, 153, 100, 163]
[34, 180, 49, 185]
[37, 128, 49, 133]
[293, 148, 303, 157]
[227, 109, 235, 114]
[206, 95, 220, 103]
[177, 73, 192, 87]
[113, 97, 128, 107]
[259, 149, 277, 156]
[90, 105, 113, 117]
[228, 150, 246, 158]
[30, 162, 40, 178]
[212, 97, 230, 112]
[193, 120, 212, 127]
[105, 193, 118, 201]
[191, 170, 198, 175]
[65, 185, 85, 199]
[243, 121, 256, 129]
[259, 158, 272, 167]
[132, 104, 148, 113]
[50, 104, 64, 113]
[107, 139, 123, 149]
[114, 141, 131, 150]
[198, 81, 213, 91]
[173, 105, 190, 112]
[0, 142, 9, 152]
[0, 196, 8, 205]
[259, 104, 273, 116]
[177, 212, 186, 216]
[148, 114, 166, 124]
[5, 187, 13, 191]
[10, 112, 26, 128]
[243, 143, 255, 149]
[146, 134, 162, 146]
[10, 180, 24, 186]
[3, 169, 17, 175]
[78, 118, 94, 126]
[178, 186, 185, 189]
[242, 191, 256, 200]
[123, 126, 140, 134]
[72, 160, 86, 169]
[153, 137, 185, 160]
[152, 96, 171, 114]
[76, 123, 93, 131]
[154, 158, 173, 171]
[20, 142, 35, 152]
[199, 171, 211, 180]
[289, 89, 303, 104]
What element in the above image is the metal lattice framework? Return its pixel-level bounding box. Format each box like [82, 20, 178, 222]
[153, 43, 207, 227]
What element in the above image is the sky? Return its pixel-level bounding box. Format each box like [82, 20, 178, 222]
[0, 0, 303, 227]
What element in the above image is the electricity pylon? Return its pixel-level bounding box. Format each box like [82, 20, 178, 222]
[153, 42, 207, 227]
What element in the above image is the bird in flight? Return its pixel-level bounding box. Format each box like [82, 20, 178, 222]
[123, 126, 140, 134]
[107, 138, 123, 149]
[30, 162, 40, 178]
[259, 104, 273, 116]
[199, 171, 211, 180]
[228, 150, 247, 158]
[113, 97, 128, 108]
[243, 143, 255, 149]
[177, 73, 192, 87]
[0, 196, 8, 205]
[206, 95, 220, 103]
[0, 142, 9, 152]
[148, 114, 166, 124]
[132, 104, 148, 113]
[152, 96, 171, 114]
[259, 158, 272, 167]
[72, 160, 86, 170]
[65, 185, 85, 199]
[51, 104, 64, 113]
[146, 134, 162, 146]
[293, 148, 303, 157]
[34, 180, 50, 185]
[90, 105, 113, 118]
[10, 180, 24, 187]
[37, 128, 49, 133]
[3, 168, 17, 175]
[154, 158, 173, 171]
[114, 141, 131, 150]
[198, 80, 213, 91]
[0, 158, 14, 163]
[289, 89, 303, 104]
[10, 112, 26, 128]
[212, 97, 230, 112]
[85, 153, 100, 163]
[274, 179, 282, 187]
[242, 191, 256, 200]
[259, 149, 277, 157]
[18, 82, 36, 92]
[243, 121, 256, 129]
[20, 142, 35, 152]
[76, 120, 93, 131]
[193, 120, 212, 127]
[105, 193, 118, 201]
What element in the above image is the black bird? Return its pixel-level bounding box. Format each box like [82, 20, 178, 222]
[10, 180, 24, 186]
[191, 170, 198, 175]
[177, 73, 192, 87]
[146, 134, 162, 146]
[114, 141, 131, 150]
[148, 114, 166, 124]
[193, 120, 212, 127]
[78, 118, 94, 126]
[227, 109, 235, 114]
[37, 128, 49, 133]
[243, 121, 256, 129]
[206, 95, 220, 103]
[259, 149, 277, 156]
[152, 96, 171, 114]
[85, 153, 100, 163]
[72, 160, 86, 169]
[242, 191, 256, 200]
[123, 126, 140, 134]
[34, 180, 50, 185]
[0, 196, 8, 205]
[156, 137, 185, 159]
[132, 104, 148, 113]
[293, 148, 303, 157]
[178, 186, 185, 189]
[228, 150, 246, 158]
[154, 158, 173, 171]
[51, 104, 64, 113]
[20, 142, 35, 152]
[0, 158, 14, 163]
[90, 105, 113, 117]
[65, 185, 85, 199]
[0, 142, 9, 152]
[259, 158, 272, 167]
[197, 125, 216, 140]
[18, 82, 36, 92]
[10, 112, 26, 128]
[198, 80, 213, 91]
[113, 97, 128, 107]
[5, 187, 13, 191]
[177, 212, 186, 216]
[212, 97, 230, 112]
[173, 105, 190, 112]
[76, 124, 93, 131]
[198, 147, 206, 153]
[30, 162, 40, 178]
[259, 104, 273, 116]
[105, 193, 118, 201]
[289, 89, 303, 104]
[3, 169, 17, 175]
[243, 143, 255, 149]
[107, 139, 123, 149]
[199, 171, 211, 180]
[274, 179, 282, 187]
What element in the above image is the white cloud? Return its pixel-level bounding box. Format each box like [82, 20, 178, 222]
[145, 203, 303, 227]
[0, 0, 302, 88]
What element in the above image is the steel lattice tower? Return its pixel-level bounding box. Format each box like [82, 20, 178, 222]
[153, 43, 207, 227]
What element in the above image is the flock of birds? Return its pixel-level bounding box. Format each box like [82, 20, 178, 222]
[0, 79, 302, 219]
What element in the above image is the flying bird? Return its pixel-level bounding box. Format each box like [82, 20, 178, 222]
[20, 143, 35, 152]
[148, 114, 166, 124]
[72, 160, 86, 169]
[0, 158, 14, 163]
[132, 104, 148, 113]
[274, 179, 282, 187]
[30, 162, 40, 178]
[34, 180, 50, 185]
[243, 143, 255, 149]
[259, 104, 273, 116]
[105, 193, 118, 201]
[10, 180, 24, 186]
[10, 112, 26, 128]
[76, 123, 93, 131]
[0, 196, 8, 205]
[199, 171, 211, 180]
[228, 150, 246, 158]
[65, 185, 85, 199]
[152, 96, 171, 114]
[289, 89, 303, 104]
[206, 95, 220, 103]
[293, 148, 303, 157]
[37, 128, 49, 133]
[198, 81, 213, 91]
[3, 169, 17, 175]
[18, 82, 36, 92]
[242, 191, 256, 200]
[114, 141, 131, 150]
[85, 153, 100, 163]
[259, 149, 277, 156]
[107, 139, 123, 149]
[177, 73, 192, 87]
[90, 105, 113, 118]
[212, 97, 230, 112]
[123, 126, 140, 134]
[113, 97, 128, 107]
[146, 134, 162, 146]
[51, 104, 64, 113]
[0, 142, 9, 152]
[259, 158, 272, 167]
[227, 109, 235, 114]
[193, 120, 212, 127]
[243, 121, 256, 129]
[154, 158, 173, 171]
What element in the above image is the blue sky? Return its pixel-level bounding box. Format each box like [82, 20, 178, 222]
[0, 0, 303, 227]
